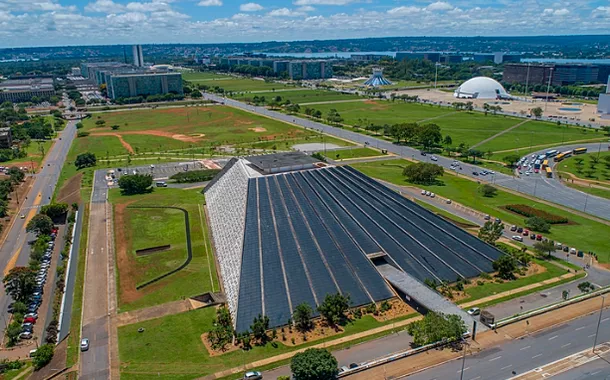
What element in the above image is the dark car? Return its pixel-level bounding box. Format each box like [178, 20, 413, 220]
[517, 227, 523, 233]
[349, 363, 359, 369]
[472, 171, 479, 176]
[420, 151, 427, 156]
[563, 246, 570, 252]
[530, 233, 536, 240]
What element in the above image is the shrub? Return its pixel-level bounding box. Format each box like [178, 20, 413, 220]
[526, 216, 551, 233]
[76, 131, 90, 137]
[169, 169, 221, 183]
[505, 204, 568, 224]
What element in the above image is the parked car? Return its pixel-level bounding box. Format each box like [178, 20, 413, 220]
[510, 225, 517, 231]
[24, 313, 37, 320]
[80, 338, 90, 352]
[512, 235, 523, 242]
[23, 317, 36, 324]
[22, 323, 34, 332]
[555, 242, 563, 249]
[19, 332, 32, 340]
[349, 363, 359, 369]
[530, 233, 536, 240]
[517, 227, 523, 233]
[570, 248, 577, 254]
[430, 193, 435, 198]
[446, 199, 452, 204]
[494, 218, 502, 224]
[243, 371, 262, 380]
[467, 307, 480, 316]
[536, 234, 543, 241]
[472, 171, 479, 176]
[563, 246, 570, 252]
[421, 190, 426, 195]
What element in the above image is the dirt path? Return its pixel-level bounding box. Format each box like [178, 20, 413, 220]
[471, 119, 529, 149]
[92, 133, 135, 154]
[557, 171, 610, 190]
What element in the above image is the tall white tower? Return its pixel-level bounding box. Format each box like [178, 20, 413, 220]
[132, 45, 144, 67]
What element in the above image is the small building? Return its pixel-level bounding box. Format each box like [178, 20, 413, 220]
[245, 151, 320, 174]
[598, 76, 610, 120]
[0, 127, 12, 148]
[0, 77, 55, 103]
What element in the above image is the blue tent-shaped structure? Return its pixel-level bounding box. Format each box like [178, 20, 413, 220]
[364, 68, 392, 87]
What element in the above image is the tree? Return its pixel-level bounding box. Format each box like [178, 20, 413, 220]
[7, 167, 25, 184]
[26, 214, 54, 236]
[74, 152, 96, 169]
[443, 135, 453, 147]
[503, 154, 521, 168]
[417, 123, 442, 149]
[250, 314, 270, 345]
[40, 203, 69, 222]
[467, 149, 484, 163]
[578, 281, 595, 293]
[407, 312, 467, 347]
[95, 119, 106, 127]
[326, 109, 343, 124]
[531, 107, 543, 118]
[403, 162, 444, 185]
[317, 293, 350, 327]
[3, 267, 37, 303]
[118, 174, 153, 195]
[111, 124, 120, 130]
[207, 307, 234, 351]
[293, 303, 313, 333]
[5, 321, 22, 347]
[478, 221, 504, 244]
[75, 122, 84, 129]
[493, 255, 517, 280]
[291, 348, 338, 380]
[525, 216, 551, 233]
[33, 344, 54, 370]
[533, 240, 556, 259]
[479, 184, 498, 198]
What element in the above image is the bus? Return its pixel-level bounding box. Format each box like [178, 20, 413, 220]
[545, 167, 553, 178]
[554, 150, 573, 162]
[546, 150, 558, 157]
[537, 154, 546, 161]
[573, 147, 588, 155]
[534, 159, 541, 169]
[542, 159, 549, 169]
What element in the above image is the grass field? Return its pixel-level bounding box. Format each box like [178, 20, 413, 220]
[324, 147, 383, 160]
[565, 182, 610, 200]
[183, 74, 296, 92]
[351, 159, 610, 263]
[476, 121, 603, 152]
[556, 151, 610, 182]
[233, 89, 360, 104]
[181, 72, 232, 81]
[110, 188, 218, 312]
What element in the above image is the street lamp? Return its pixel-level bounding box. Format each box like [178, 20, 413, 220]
[593, 295, 606, 353]
[459, 339, 470, 380]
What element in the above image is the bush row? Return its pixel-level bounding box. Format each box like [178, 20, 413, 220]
[169, 169, 221, 183]
[505, 204, 568, 224]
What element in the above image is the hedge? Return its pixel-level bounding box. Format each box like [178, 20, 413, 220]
[169, 169, 221, 183]
[505, 204, 568, 224]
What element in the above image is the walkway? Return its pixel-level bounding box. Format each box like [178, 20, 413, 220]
[471, 119, 529, 149]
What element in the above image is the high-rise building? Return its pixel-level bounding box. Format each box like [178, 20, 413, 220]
[503, 63, 603, 86]
[132, 45, 144, 67]
[395, 52, 441, 62]
[0, 77, 55, 102]
[107, 71, 183, 99]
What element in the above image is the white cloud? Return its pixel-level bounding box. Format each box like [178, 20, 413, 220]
[296, 5, 315, 12]
[198, 0, 223, 6]
[240, 2, 263, 11]
[543, 7, 569, 16]
[426, 1, 453, 11]
[85, 0, 124, 13]
[592, 6, 610, 18]
[268, 7, 305, 17]
[293, 0, 357, 5]
[2, 0, 76, 12]
[387, 6, 421, 15]
[125, 1, 171, 12]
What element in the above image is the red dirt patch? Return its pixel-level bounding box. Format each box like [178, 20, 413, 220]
[91, 130, 201, 144]
[90, 133, 135, 154]
[248, 127, 267, 132]
[56, 172, 83, 205]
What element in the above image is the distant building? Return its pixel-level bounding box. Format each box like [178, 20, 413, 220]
[503, 63, 604, 86]
[0, 127, 12, 148]
[132, 45, 144, 67]
[351, 54, 391, 62]
[474, 52, 521, 64]
[598, 76, 610, 119]
[107, 71, 183, 99]
[363, 68, 392, 87]
[0, 77, 55, 102]
[454, 77, 510, 99]
[80, 62, 131, 82]
[395, 52, 441, 62]
[287, 61, 332, 80]
[71, 67, 81, 76]
[441, 55, 463, 64]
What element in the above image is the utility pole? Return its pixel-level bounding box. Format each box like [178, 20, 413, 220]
[544, 68, 553, 113]
[459, 339, 469, 380]
[593, 295, 606, 352]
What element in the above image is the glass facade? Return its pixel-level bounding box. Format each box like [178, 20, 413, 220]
[108, 72, 183, 99]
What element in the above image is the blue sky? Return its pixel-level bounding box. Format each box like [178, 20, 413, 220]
[1, 0, 609, 47]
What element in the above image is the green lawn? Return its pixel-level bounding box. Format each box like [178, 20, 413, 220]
[236, 134, 354, 150]
[233, 89, 360, 104]
[564, 182, 610, 200]
[187, 77, 295, 92]
[118, 307, 412, 379]
[181, 72, 232, 81]
[110, 188, 219, 312]
[555, 151, 610, 182]
[351, 159, 610, 263]
[325, 147, 383, 160]
[121, 134, 189, 154]
[477, 121, 604, 152]
[412, 199, 478, 227]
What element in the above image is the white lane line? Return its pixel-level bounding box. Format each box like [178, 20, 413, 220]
[590, 371, 601, 376]
[489, 356, 502, 362]
[532, 354, 543, 359]
[601, 317, 609, 323]
[501, 365, 513, 370]
[588, 334, 596, 338]
[469, 377, 481, 380]
[548, 335, 559, 340]
[520, 345, 531, 350]
[457, 367, 470, 373]
[561, 343, 572, 348]
[575, 326, 586, 331]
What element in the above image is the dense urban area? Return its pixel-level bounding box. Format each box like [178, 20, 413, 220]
[0, 28, 610, 380]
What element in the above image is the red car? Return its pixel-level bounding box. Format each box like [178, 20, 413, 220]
[23, 317, 36, 324]
[522, 230, 529, 236]
[536, 234, 543, 241]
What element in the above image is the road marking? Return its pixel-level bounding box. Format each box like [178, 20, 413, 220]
[457, 367, 470, 373]
[575, 326, 586, 331]
[521, 346, 531, 350]
[548, 335, 559, 340]
[489, 356, 502, 362]
[591, 371, 601, 376]
[3, 191, 42, 276]
[501, 365, 513, 370]
[469, 377, 481, 380]
[533, 354, 543, 359]
[601, 317, 609, 323]
[588, 334, 596, 338]
[561, 343, 572, 348]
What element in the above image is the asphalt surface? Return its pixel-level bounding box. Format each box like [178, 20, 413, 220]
[404, 304, 610, 380]
[0, 120, 77, 341]
[58, 205, 84, 342]
[551, 355, 610, 379]
[201, 92, 610, 221]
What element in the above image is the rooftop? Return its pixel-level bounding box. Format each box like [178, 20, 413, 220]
[245, 151, 320, 173]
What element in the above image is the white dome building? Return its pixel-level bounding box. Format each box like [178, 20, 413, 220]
[454, 77, 509, 99]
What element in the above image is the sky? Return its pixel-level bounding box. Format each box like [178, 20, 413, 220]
[0, 0, 609, 47]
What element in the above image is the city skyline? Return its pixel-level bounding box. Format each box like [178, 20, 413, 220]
[1, 0, 610, 47]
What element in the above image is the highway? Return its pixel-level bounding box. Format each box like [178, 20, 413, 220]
[201, 92, 610, 221]
[404, 305, 610, 380]
[0, 119, 77, 341]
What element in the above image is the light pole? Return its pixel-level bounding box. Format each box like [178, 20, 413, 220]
[583, 185, 590, 212]
[459, 339, 469, 380]
[544, 68, 553, 113]
[593, 295, 606, 353]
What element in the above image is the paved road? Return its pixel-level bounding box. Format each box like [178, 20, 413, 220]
[550, 355, 610, 379]
[0, 120, 77, 341]
[80, 170, 112, 379]
[202, 93, 610, 221]
[403, 304, 610, 380]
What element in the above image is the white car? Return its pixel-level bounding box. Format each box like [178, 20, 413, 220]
[467, 307, 480, 316]
[421, 190, 426, 195]
[430, 193, 435, 198]
[430, 155, 438, 161]
[512, 235, 523, 242]
[80, 338, 90, 352]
